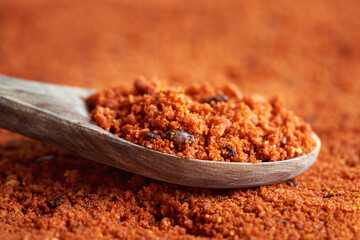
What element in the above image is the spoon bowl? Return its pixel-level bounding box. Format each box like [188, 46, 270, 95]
[0, 75, 321, 188]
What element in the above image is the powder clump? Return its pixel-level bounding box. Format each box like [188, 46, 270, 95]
[88, 78, 315, 163]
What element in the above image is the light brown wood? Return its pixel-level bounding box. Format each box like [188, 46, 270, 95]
[0, 74, 321, 188]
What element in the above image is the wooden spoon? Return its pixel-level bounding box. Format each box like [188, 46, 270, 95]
[0, 75, 321, 188]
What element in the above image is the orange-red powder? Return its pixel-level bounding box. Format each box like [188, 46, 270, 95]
[0, 0, 359, 239]
[88, 78, 315, 162]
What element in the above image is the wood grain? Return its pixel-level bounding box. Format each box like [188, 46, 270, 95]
[0, 75, 321, 188]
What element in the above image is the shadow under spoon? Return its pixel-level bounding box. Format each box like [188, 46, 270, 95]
[0, 75, 321, 188]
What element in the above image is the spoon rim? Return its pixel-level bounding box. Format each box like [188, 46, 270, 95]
[98, 124, 320, 166]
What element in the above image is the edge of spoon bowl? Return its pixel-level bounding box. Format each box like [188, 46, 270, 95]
[79, 116, 321, 188]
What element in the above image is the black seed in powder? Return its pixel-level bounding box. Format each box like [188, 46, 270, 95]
[286, 179, 299, 188]
[224, 146, 237, 157]
[205, 94, 229, 104]
[166, 130, 195, 145]
[146, 131, 160, 139]
[51, 195, 63, 209]
[324, 194, 334, 198]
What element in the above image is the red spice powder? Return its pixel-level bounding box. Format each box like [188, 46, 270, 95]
[0, 0, 360, 239]
[88, 78, 315, 162]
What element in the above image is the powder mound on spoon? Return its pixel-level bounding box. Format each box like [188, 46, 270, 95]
[87, 78, 315, 163]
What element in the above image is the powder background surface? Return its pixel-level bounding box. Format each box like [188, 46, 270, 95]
[0, 0, 359, 239]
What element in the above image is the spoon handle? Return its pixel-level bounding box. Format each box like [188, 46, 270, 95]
[0, 75, 141, 174]
[0, 74, 92, 147]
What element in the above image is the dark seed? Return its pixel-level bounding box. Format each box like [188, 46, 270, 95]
[146, 131, 159, 139]
[35, 155, 57, 164]
[51, 195, 63, 209]
[224, 146, 237, 157]
[166, 130, 195, 145]
[205, 94, 229, 104]
[286, 179, 299, 188]
[149, 214, 155, 226]
[324, 194, 334, 198]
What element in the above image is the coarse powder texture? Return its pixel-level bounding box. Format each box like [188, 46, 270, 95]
[88, 79, 315, 162]
[0, 0, 360, 239]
